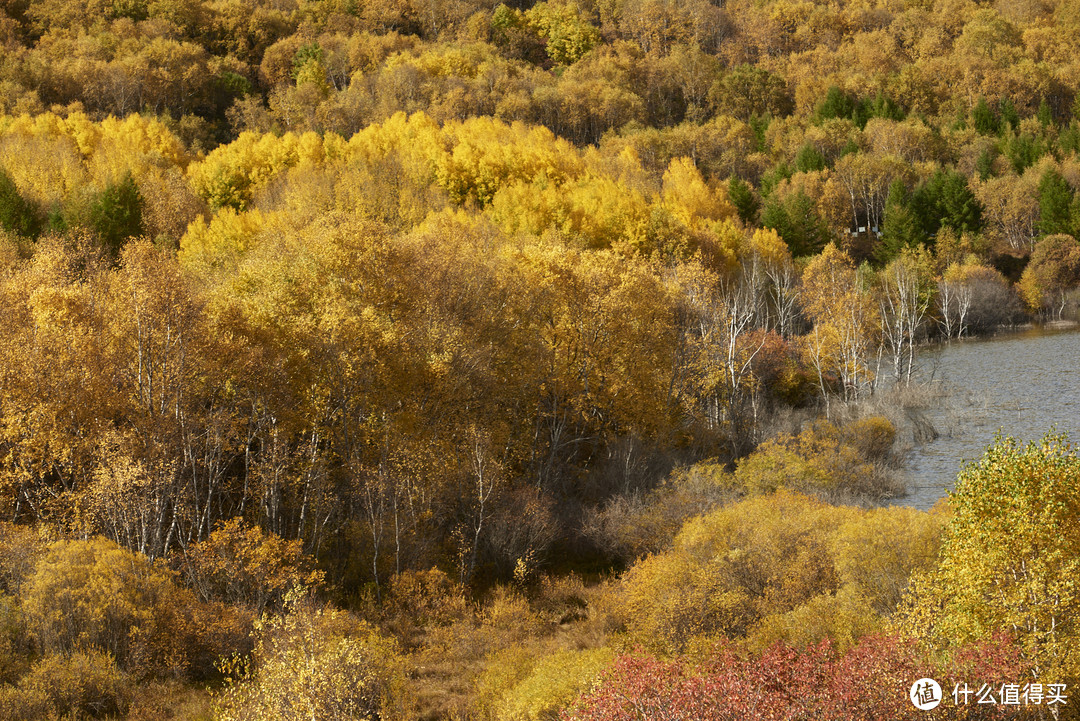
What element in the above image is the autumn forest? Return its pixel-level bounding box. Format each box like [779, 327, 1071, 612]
[1, 0, 1079, 718]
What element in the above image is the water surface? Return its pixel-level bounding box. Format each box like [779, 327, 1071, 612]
[901, 326, 1080, 510]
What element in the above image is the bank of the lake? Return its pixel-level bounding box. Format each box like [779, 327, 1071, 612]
[898, 324, 1080, 510]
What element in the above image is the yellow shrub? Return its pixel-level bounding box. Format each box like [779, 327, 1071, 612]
[497, 647, 615, 721]
[15, 649, 133, 720]
[747, 585, 882, 653]
[0, 684, 47, 721]
[733, 418, 902, 502]
[480, 586, 546, 642]
[385, 568, 468, 627]
[0, 131, 88, 208]
[839, 416, 897, 463]
[186, 130, 346, 211]
[618, 490, 855, 652]
[21, 536, 250, 680]
[474, 646, 540, 720]
[215, 596, 405, 721]
[830, 505, 946, 615]
[583, 462, 737, 563]
[178, 207, 267, 270]
[22, 537, 176, 667]
[662, 157, 735, 229]
[0, 593, 30, 683]
[523, 2, 600, 65]
[0, 522, 51, 595]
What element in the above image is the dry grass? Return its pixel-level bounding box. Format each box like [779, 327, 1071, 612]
[125, 682, 214, 721]
[394, 574, 616, 721]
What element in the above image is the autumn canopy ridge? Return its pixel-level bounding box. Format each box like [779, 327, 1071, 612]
[0, 0, 1079, 718]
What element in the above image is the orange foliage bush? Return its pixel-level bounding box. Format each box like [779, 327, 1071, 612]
[181, 518, 325, 614]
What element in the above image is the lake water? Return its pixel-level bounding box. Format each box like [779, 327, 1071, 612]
[900, 325, 1080, 510]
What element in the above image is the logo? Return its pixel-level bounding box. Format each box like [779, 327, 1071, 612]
[911, 678, 942, 710]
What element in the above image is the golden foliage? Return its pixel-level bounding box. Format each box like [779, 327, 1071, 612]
[183, 518, 325, 613]
[0, 649, 132, 721]
[478, 646, 615, 721]
[21, 536, 249, 680]
[895, 434, 1080, 683]
[215, 595, 405, 721]
[618, 490, 855, 653]
[733, 417, 902, 502]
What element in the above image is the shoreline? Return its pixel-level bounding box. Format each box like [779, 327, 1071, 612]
[1003, 319, 1079, 331]
[919, 318, 1080, 350]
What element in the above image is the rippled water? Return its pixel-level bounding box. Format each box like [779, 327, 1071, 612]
[900, 325, 1080, 510]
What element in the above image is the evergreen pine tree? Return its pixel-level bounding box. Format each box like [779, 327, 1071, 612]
[816, 86, 855, 123]
[975, 147, 996, 180]
[1060, 120, 1080, 155]
[764, 191, 829, 257]
[938, 170, 983, 234]
[876, 179, 921, 264]
[1037, 98, 1054, 127]
[866, 92, 905, 121]
[89, 173, 144, 255]
[999, 97, 1020, 131]
[1004, 131, 1042, 174]
[728, 177, 760, 225]
[761, 196, 791, 244]
[972, 96, 998, 135]
[914, 171, 983, 236]
[758, 162, 792, 199]
[794, 142, 826, 173]
[0, 169, 42, 238]
[1038, 169, 1074, 237]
